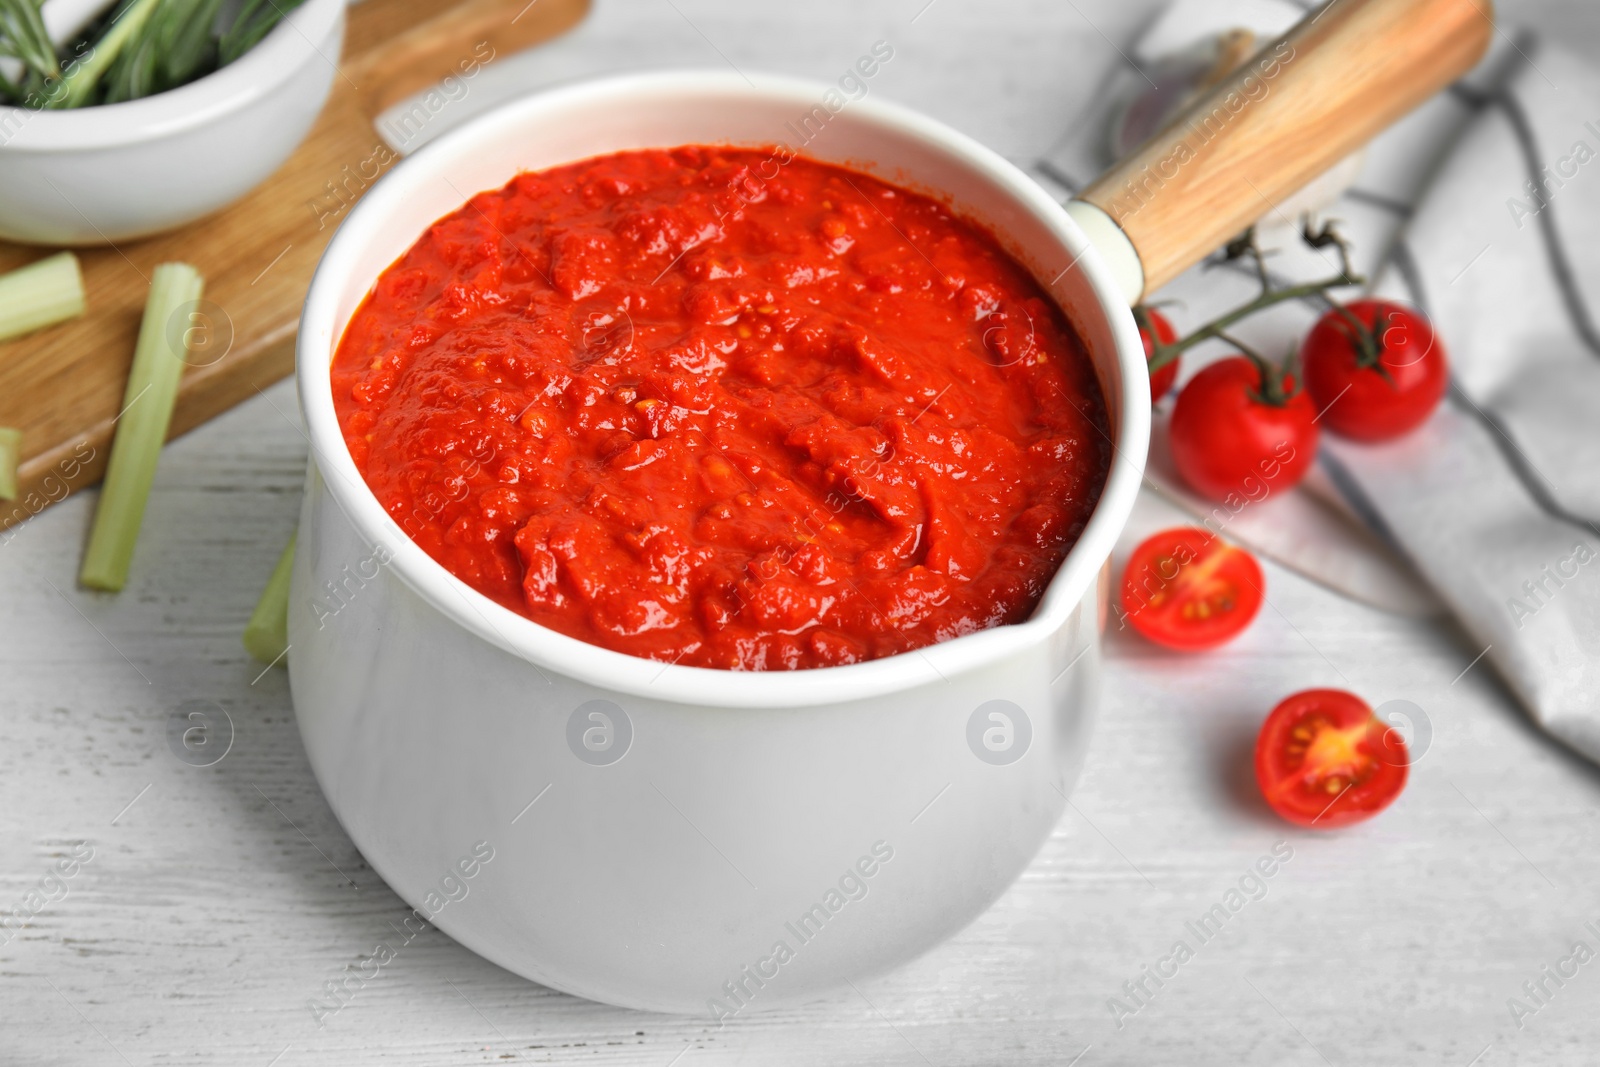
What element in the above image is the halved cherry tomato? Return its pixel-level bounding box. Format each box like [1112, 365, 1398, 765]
[1139, 306, 1180, 402]
[1255, 689, 1408, 828]
[1168, 356, 1319, 502]
[1119, 527, 1264, 651]
[1301, 299, 1448, 441]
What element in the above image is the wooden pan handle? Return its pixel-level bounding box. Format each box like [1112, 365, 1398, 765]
[347, 0, 590, 121]
[1077, 0, 1493, 299]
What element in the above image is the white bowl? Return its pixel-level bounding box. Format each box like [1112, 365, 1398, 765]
[0, 0, 345, 245]
[291, 71, 1148, 1014]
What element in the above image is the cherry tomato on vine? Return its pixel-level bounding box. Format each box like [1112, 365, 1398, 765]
[1119, 527, 1264, 650]
[1168, 356, 1318, 502]
[1255, 689, 1409, 828]
[1139, 306, 1180, 402]
[1301, 299, 1448, 441]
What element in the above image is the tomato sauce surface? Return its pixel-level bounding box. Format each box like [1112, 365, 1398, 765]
[332, 146, 1109, 670]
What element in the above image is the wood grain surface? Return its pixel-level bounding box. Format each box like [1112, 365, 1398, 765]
[0, 0, 589, 533]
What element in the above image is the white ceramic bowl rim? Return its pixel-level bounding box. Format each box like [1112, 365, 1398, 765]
[298, 70, 1149, 709]
[0, 0, 344, 150]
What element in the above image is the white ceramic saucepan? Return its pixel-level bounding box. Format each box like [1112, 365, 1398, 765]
[290, 0, 1487, 1014]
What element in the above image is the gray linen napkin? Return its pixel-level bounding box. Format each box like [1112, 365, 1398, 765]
[1323, 39, 1600, 761]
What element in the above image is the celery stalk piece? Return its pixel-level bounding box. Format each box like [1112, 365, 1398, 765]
[243, 531, 295, 665]
[79, 261, 202, 592]
[0, 426, 20, 501]
[0, 252, 86, 341]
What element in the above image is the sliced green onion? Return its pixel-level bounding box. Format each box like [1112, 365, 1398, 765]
[0, 252, 87, 341]
[79, 261, 201, 592]
[243, 531, 294, 665]
[0, 426, 20, 501]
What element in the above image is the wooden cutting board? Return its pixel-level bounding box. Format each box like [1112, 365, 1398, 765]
[0, 0, 589, 531]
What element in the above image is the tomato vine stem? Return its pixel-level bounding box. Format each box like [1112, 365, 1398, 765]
[1215, 330, 1301, 406]
[1140, 220, 1365, 398]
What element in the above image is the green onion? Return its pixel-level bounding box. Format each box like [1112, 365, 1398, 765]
[0, 252, 87, 341]
[0, 426, 20, 501]
[79, 261, 201, 592]
[243, 531, 294, 665]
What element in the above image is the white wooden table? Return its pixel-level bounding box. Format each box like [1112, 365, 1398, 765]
[5, 2, 1600, 1064]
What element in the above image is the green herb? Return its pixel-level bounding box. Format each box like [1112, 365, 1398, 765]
[102, 0, 226, 104]
[161, 0, 223, 82]
[58, 0, 164, 108]
[0, 0, 60, 80]
[0, 0, 307, 108]
[0, 252, 87, 341]
[243, 531, 294, 665]
[0, 426, 20, 501]
[79, 261, 202, 592]
[218, 0, 294, 66]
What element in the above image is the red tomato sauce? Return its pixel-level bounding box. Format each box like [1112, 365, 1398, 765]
[332, 146, 1109, 670]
